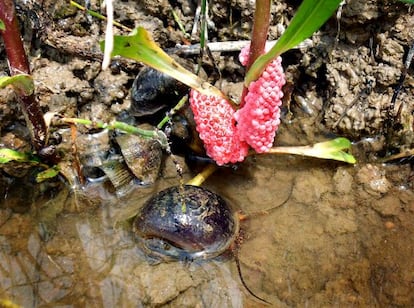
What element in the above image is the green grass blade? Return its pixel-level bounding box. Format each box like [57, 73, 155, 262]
[36, 166, 60, 183]
[0, 148, 39, 164]
[101, 27, 227, 99]
[266, 138, 356, 164]
[0, 74, 34, 96]
[245, 0, 342, 85]
[312, 138, 356, 163]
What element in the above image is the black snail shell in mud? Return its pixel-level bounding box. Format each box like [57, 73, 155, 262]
[130, 67, 188, 117]
[133, 185, 239, 261]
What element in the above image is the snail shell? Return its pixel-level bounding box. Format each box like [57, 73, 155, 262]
[169, 107, 205, 156]
[115, 129, 162, 185]
[133, 185, 239, 261]
[130, 67, 188, 118]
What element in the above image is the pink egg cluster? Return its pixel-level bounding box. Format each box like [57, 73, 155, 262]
[189, 43, 285, 165]
[235, 55, 285, 153]
[189, 90, 249, 165]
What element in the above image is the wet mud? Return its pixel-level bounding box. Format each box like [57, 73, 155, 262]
[1, 0, 414, 307]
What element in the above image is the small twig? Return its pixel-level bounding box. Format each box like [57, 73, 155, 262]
[170, 40, 314, 56]
[186, 164, 217, 186]
[70, 123, 85, 185]
[380, 149, 414, 163]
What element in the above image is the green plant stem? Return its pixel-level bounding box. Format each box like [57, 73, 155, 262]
[186, 164, 217, 186]
[200, 0, 207, 49]
[157, 96, 188, 129]
[240, 0, 271, 107]
[0, 0, 47, 151]
[171, 9, 189, 38]
[245, 0, 342, 86]
[246, 0, 272, 70]
[62, 117, 169, 148]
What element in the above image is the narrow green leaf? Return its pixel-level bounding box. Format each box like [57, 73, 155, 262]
[101, 27, 227, 99]
[313, 137, 352, 152]
[267, 138, 356, 164]
[310, 138, 356, 163]
[245, 0, 342, 85]
[0, 148, 38, 164]
[36, 166, 60, 182]
[0, 19, 5, 30]
[0, 74, 34, 96]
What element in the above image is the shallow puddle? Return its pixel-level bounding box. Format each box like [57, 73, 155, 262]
[1, 148, 413, 307]
[0, 0, 413, 306]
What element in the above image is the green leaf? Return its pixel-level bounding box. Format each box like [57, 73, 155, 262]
[101, 27, 227, 99]
[0, 148, 39, 164]
[36, 166, 60, 182]
[0, 148, 59, 182]
[0, 74, 34, 96]
[399, 0, 414, 3]
[245, 0, 342, 85]
[267, 138, 356, 164]
[311, 138, 356, 164]
[0, 19, 5, 30]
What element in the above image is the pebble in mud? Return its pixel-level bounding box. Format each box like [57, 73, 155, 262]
[32, 59, 93, 107]
[333, 167, 354, 195]
[371, 194, 401, 217]
[93, 68, 129, 106]
[138, 263, 194, 306]
[356, 164, 392, 196]
[292, 169, 333, 204]
[135, 261, 242, 307]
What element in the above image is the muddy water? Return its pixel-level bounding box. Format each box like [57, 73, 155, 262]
[1, 143, 413, 307]
[1, 0, 413, 306]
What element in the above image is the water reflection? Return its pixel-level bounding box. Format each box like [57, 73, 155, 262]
[1, 155, 414, 307]
[0, 183, 245, 307]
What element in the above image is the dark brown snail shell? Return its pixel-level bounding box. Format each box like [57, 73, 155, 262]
[133, 185, 239, 261]
[115, 130, 162, 185]
[130, 67, 188, 118]
[169, 107, 205, 156]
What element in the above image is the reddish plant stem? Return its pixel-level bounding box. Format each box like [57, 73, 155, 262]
[239, 0, 271, 108]
[0, 0, 47, 150]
